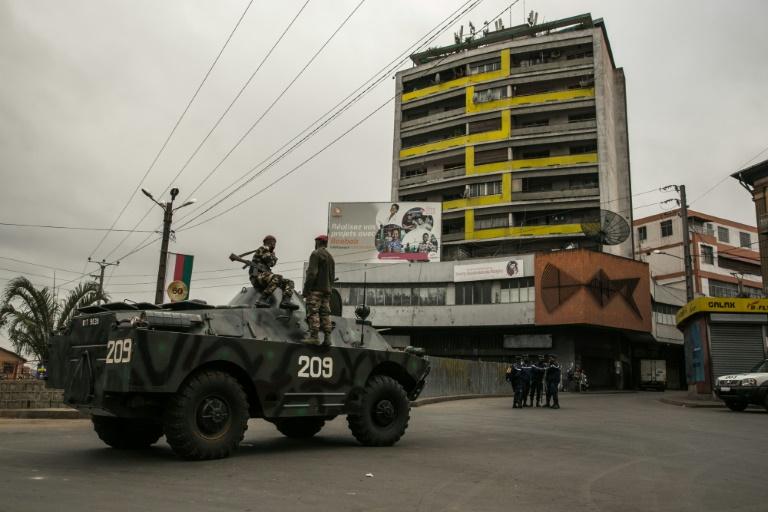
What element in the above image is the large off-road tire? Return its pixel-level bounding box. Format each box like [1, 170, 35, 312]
[274, 417, 326, 438]
[92, 416, 164, 449]
[347, 375, 410, 447]
[163, 370, 249, 460]
[725, 400, 748, 412]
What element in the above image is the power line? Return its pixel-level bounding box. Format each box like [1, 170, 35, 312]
[117, 0, 485, 262]
[0, 255, 83, 275]
[690, 143, 768, 206]
[174, 1, 489, 231]
[87, 0, 256, 261]
[101, 0, 335, 261]
[0, 222, 157, 233]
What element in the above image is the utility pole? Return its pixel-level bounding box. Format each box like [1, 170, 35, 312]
[678, 185, 694, 302]
[142, 188, 196, 304]
[661, 184, 694, 302]
[87, 258, 119, 303]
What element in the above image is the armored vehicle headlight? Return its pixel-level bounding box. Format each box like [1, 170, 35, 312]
[741, 378, 757, 386]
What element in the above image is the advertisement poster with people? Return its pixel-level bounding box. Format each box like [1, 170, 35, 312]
[328, 202, 442, 263]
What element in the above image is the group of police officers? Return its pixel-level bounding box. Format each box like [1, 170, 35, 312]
[505, 354, 561, 409]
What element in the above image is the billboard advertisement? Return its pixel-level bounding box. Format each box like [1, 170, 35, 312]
[328, 202, 442, 263]
[454, 259, 524, 282]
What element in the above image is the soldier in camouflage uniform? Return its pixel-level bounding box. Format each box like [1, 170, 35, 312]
[251, 235, 298, 310]
[303, 234, 335, 345]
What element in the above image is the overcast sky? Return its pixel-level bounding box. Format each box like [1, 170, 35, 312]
[2, 0, 768, 352]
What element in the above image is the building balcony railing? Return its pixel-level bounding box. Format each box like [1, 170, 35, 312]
[399, 167, 466, 187]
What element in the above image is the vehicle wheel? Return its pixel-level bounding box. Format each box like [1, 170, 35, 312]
[725, 400, 748, 412]
[347, 375, 410, 447]
[274, 417, 325, 438]
[92, 416, 163, 449]
[163, 370, 249, 460]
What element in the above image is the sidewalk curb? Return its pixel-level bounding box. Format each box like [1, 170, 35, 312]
[411, 394, 513, 407]
[659, 398, 724, 408]
[0, 409, 88, 419]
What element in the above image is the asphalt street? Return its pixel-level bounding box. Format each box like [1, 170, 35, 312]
[0, 393, 766, 512]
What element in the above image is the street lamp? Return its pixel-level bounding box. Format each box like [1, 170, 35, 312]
[649, 249, 694, 301]
[143, 188, 196, 304]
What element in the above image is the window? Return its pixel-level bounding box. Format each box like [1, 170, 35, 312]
[455, 281, 493, 305]
[637, 226, 647, 241]
[653, 303, 680, 325]
[660, 220, 673, 237]
[708, 280, 762, 299]
[740, 232, 752, 248]
[475, 213, 510, 230]
[568, 112, 596, 123]
[469, 60, 501, 75]
[2, 363, 14, 374]
[570, 143, 597, 154]
[346, 286, 446, 306]
[401, 167, 427, 179]
[468, 180, 501, 197]
[468, 117, 501, 134]
[701, 245, 714, 265]
[717, 226, 730, 243]
[521, 149, 550, 159]
[472, 86, 506, 104]
[499, 277, 535, 303]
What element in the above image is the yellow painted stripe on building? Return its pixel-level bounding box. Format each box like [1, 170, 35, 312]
[402, 49, 511, 103]
[399, 109, 511, 159]
[510, 153, 597, 169]
[466, 87, 595, 113]
[464, 209, 475, 239]
[468, 223, 583, 240]
[466, 152, 598, 176]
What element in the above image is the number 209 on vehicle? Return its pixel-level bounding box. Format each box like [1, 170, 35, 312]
[297, 355, 333, 378]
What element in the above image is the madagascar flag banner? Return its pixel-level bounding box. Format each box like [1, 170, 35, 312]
[165, 252, 194, 302]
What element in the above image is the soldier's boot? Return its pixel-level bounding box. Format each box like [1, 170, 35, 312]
[321, 331, 332, 346]
[304, 331, 321, 345]
[552, 402, 560, 410]
[279, 295, 299, 311]
[255, 294, 273, 308]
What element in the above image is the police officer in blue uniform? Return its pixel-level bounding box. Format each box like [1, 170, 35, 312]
[519, 356, 533, 407]
[529, 354, 546, 407]
[509, 356, 524, 408]
[545, 354, 561, 409]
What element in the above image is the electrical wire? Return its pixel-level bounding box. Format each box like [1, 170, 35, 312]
[87, 0, 256, 260]
[690, 143, 768, 205]
[0, 222, 157, 233]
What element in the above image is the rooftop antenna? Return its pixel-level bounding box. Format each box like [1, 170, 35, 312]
[527, 10, 539, 27]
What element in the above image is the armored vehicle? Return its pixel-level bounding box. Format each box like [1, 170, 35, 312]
[47, 287, 430, 460]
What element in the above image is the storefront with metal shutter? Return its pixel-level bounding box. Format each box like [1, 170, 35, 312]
[676, 298, 768, 396]
[708, 315, 767, 379]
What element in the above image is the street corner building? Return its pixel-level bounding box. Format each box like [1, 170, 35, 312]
[392, 14, 631, 261]
[333, 249, 681, 391]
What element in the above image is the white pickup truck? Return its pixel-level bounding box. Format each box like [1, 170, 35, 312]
[714, 359, 768, 412]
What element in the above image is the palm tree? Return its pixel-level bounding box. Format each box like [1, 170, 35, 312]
[0, 277, 107, 362]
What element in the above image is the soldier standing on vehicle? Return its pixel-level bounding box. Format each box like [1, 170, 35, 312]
[245, 235, 298, 310]
[545, 354, 561, 409]
[303, 234, 335, 345]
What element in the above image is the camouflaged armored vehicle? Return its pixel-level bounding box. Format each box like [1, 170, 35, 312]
[47, 287, 430, 460]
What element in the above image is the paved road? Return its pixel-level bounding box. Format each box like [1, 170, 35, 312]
[0, 393, 766, 512]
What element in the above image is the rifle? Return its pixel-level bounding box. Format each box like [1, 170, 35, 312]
[229, 252, 271, 273]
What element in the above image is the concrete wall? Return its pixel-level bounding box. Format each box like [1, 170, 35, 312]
[419, 356, 511, 398]
[0, 380, 66, 409]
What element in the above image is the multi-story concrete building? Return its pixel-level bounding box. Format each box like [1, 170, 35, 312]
[732, 157, 768, 296]
[634, 209, 762, 298]
[392, 14, 631, 260]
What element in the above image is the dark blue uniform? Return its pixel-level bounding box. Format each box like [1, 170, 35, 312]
[519, 362, 533, 407]
[529, 360, 545, 407]
[545, 361, 561, 409]
[508, 362, 523, 408]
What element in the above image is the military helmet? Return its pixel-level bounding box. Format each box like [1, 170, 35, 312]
[315, 234, 328, 242]
[263, 235, 276, 244]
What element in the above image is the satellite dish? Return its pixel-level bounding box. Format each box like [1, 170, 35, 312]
[581, 210, 630, 245]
